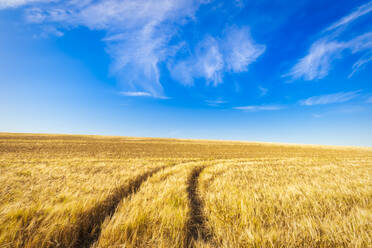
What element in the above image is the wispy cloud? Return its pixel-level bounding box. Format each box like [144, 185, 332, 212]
[119, 91, 169, 99]
[205, 99, 227, 106]
[258, 86, 268, 97]
[120, 91, 152, 97]
[223, 27, 266, 73]
[299, 91, 361, 106]
[285, 1, 372, 80]
[36, 25, 64, 38]
[0, 0, 54, 9]
[170, 26, 265, 86]
[233, 105, 283, 111]
[284, 40, 346, 80]
[367, 96, 372, 103]
[10, 0, 209, 98]
[325, 1, 372, 32]
[2, 0, 263, 97]
[348, 52, 372, 78]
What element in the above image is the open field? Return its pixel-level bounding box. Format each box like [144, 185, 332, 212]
[0, 133, 371, 248]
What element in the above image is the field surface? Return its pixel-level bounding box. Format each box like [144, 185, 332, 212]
[0, 133, 371, 248]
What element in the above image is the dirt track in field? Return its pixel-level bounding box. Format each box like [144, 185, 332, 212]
[70, 166, 167, 248]
[184, 166, 213, 248]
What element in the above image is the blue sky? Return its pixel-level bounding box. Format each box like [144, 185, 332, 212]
[0, 0, 372, 146]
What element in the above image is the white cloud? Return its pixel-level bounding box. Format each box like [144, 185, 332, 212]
[0, 0, 55, 9]
[170, 36, 224, 86]
[325, 1, 372, 32]
[285, 40, 346, 80]
[198, 37, 225, 85]
[2, 0, 264, 95]
[233, 105, 282, 111]
[120, 91, 169, 99]
[38, 25, 63, 37]
[170, 27, 265, 86]
[13, 0, 207, 97]
[286, 2, 372, 80]
[348, 52, 372, 78]
[223, 27, 266, 73]
[348, 32, 372, 77]
[366, 96, 372, 103]
[170, 60, 195, 86]
[120, 91, 152, 97]
[348, 32, 372, 52]
[299, 91, 360, 106]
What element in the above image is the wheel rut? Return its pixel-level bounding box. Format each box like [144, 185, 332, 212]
[66, 166, 167, 248]
[184, 166, 213, 248]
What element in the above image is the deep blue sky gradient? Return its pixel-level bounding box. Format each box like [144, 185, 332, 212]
[0, 0, 371, 146]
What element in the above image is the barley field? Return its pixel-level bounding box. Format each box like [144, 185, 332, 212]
[0, 133, 371, 248]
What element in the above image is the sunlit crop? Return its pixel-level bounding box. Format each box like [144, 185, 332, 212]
[0, 133, 371, 247]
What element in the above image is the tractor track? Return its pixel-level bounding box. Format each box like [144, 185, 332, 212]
[63, 165, 168, 248]
[23, 160, 218, 248]
[184, 166, 214, 248]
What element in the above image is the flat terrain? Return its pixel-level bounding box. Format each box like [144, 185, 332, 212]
[0, 133, 371, 248]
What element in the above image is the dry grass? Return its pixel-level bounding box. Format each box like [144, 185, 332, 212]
[0, 133, 371, 247]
